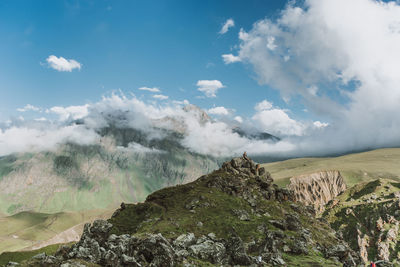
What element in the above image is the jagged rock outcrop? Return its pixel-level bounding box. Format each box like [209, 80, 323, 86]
[288, 170, 346, 213]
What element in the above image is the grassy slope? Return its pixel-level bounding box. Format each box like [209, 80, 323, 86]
[0, 209, 113, 254]
[262, 148, 400, 187]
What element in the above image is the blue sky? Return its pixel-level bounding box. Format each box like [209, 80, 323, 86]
[1, 0, 400, 157]
[0, 0, 297, 120]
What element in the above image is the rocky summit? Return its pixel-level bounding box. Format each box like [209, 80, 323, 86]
[12, 155, 360, 266]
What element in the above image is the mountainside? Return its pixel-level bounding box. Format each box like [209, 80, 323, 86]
[0, 129, 218, 216]
[262, 148, 400, 187]
[13, 156, 360, 266]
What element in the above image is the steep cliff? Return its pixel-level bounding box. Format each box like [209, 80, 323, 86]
[288, 170, 347, 214]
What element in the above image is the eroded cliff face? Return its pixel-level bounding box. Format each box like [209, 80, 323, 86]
[288, 170, 346, 214]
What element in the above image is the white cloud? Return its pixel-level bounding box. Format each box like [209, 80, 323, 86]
[219, 18, 235, 34]
[153, 94, 169, 100]
[138, 87, 160, 93]
[48, 104, 89, 121]
[252, 106, 304, 137]
[46, 55, 81, 72]
[0, 93, 302, 158]
[234, 116, 243, 123]
[222, 54, 241, 64]
[0, 125, 98, 156]
[17, 104, 40, 112]
[254, 100, 273, 111]
[230, 0, 400, 154]
[313, 121, 329, 128]
[196, 80, 225, 98]
[118, 142, 165, 154]
[208, 106, 230, 116]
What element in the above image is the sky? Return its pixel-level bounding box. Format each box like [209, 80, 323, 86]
[1, 0, 400, 158]
[0, 0, 291, 119]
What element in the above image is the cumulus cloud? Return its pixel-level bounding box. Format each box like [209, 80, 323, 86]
[48, 104, 89, 121]
[46, 55, 81, 72]
[219, 18, 234, 34]
[222, 54, 241, 64]
[252, 100, 304, 137]
[208, 106, 230, 116]
[227, 0, 400, 155]
[153, 94, 169, 100]
[138, 87, 160, 93]
[196, 80, 225, 98]
[17, 104, 41, 112]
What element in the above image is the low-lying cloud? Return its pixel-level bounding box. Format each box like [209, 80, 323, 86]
[0, 93, 308, 158]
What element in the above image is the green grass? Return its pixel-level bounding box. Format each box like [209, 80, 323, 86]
[0, 243, 65, 266]
[262, 148, 400, 187]
[283, 252, 340, 267]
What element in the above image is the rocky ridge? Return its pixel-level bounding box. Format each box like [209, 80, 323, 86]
[10, 155, 360, 266]
[288, 170, 347, 214]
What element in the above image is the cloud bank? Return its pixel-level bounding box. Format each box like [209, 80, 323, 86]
[0, 93, 304, 158]
[225, 0, 400, 155]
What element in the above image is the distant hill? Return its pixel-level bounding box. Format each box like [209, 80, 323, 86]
[262, 148, 400, 187]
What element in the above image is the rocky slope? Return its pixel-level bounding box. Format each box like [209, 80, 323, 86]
[288, 170, 347, 214]
[324, 178, 400, 265]
[14, 156, 360, 266]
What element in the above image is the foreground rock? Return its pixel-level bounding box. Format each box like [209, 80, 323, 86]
[288, 170, 346, 214]
[17, 155, 360, 266]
